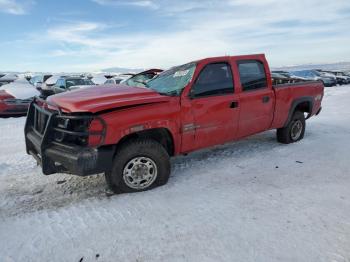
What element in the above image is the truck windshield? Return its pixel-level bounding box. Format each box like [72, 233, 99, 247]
[125, 73, 155, 87]
[146, 62, 196, 96]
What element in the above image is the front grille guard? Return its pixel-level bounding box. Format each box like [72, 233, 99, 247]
[25, 96, 107, 157]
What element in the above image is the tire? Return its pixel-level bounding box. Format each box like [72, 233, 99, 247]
[105, 138, 170, 194]
[277, 111, 306, 144]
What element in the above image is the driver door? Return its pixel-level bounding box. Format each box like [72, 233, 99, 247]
[188, 62, 240, 150]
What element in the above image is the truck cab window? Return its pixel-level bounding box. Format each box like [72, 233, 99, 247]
[191, 63, 234, 98]
[238, 60, 267, 91]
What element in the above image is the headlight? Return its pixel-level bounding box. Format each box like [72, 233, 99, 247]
[54, 117, 91, 146]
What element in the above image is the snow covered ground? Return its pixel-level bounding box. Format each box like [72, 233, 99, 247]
[1, 85, 350, 262]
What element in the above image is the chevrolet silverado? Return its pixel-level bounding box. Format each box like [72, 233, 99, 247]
[25, 54, 324, 193]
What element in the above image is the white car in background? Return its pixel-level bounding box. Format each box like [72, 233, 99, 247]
[37, 74, 63, 97]
[331, 71, 350, 84]
[0, 73, 18, 86]
[0, 77, 39, 116]
[30, 74, 54, 95]
[121, 69, 163, 87]
[104, 74, 134, 85]
[104, 78, 123, 85]
[89, 74, 107, 85]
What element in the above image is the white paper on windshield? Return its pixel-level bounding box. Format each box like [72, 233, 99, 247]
[173, 70, 189, 78]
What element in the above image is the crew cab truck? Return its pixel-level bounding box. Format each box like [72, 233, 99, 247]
[24, 54, 324, 193]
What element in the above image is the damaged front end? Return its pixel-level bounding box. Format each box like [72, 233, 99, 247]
[24, 97, 114, 176]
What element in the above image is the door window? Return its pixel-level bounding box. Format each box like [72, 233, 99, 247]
[238, 60, 267, 91]
[191, 63, 234, 98]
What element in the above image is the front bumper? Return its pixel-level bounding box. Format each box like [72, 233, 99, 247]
[27, 130, 114, 175]
[25, 97, 112, 176]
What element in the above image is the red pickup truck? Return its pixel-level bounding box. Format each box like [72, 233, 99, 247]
[25, 54, 323, 193]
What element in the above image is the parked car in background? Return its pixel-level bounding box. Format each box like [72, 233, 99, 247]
[122, 69, 163, 87]
[30, 74, 52, 88]
[30, 74, 54, 95]
[290, 70, 336, 87]
[0, 78, 39, 116]
[271, 72, 291, 85]
[0, 73, 18, 86]
[272, 71, 309, 81]
[25, 54, 324, 193]
[37, 74, 64, 97]
[0, 74, 5, 87]
[89, 74, 107, 85]
[316, 70, 346, 85]
[104, 77, 123, 85]
[52, 76, 95, 94]
[271, 71, 292, 78]
[330, 71, 350, 84]
[271, 71, 311, 85]
[110, 73, 136, 83]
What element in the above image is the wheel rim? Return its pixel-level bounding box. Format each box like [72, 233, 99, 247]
[291, 120, 303, 140]
[123, 157, 158, 190]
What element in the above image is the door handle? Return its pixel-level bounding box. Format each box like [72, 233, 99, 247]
[230, 101, 239, 108]
[262, 96, 270, 103]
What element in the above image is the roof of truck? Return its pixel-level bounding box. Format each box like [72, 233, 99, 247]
[193, 54, 266, 63]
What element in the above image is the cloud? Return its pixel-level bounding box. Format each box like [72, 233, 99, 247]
[0, 0, 34, 15]
[2, 0, 350, 72]
[92, 0, 158, 9]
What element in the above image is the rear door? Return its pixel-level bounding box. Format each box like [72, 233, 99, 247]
[236, 59, 274, 137]
[188, 62, 240, 150]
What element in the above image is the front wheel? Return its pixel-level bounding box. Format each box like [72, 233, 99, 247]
[277, 111, 306, 144]
[105, 139, 170, 194]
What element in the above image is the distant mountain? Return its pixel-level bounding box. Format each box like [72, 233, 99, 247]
[101, 67, 144, 74]
[272, 62, 350, 71]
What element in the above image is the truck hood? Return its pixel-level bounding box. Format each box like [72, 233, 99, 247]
[48, 84, 171, 113]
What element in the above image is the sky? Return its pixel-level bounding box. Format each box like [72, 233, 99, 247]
[0, 0, 349, 72]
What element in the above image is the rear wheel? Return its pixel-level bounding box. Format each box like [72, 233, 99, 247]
[105, 138, 170, 194]
[277, 111, 306, 144]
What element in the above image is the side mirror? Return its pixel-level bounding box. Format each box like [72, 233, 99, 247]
[188, 90, 194, 99]
[188, 87, 197, 99]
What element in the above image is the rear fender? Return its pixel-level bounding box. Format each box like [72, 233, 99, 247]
[284, 97, 313, 126]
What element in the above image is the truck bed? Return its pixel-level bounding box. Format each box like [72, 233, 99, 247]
[271, 81, 324, 129]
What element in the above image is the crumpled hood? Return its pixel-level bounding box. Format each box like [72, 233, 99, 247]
[48, 84, 171, 113]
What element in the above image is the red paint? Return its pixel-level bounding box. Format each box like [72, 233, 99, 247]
[48, 85, 171, 113]
[0, 90, 29, 115]
[48, 54, 324, 155]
